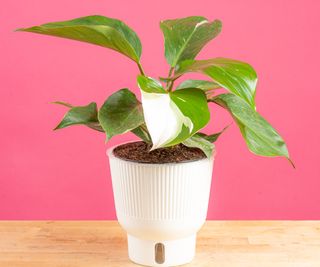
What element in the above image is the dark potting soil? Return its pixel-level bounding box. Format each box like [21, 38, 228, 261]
[113, 141, 206, 164]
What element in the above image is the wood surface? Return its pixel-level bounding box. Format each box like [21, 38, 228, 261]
[0, 221, 319, 267]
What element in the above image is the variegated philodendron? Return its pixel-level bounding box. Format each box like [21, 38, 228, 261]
[18, 15, 293, 166]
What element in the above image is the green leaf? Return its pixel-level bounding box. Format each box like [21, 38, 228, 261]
[183, 134, 215, 158]
[137, 75, 166, 93]
[160, 16, 222, 67]
[210, 94, 292, 164]
[17, 15, 142, 62]
[54, 102, 103, 132]
[176, 79, 220, 91]
[176, 58, 258, 108]
[196, 125, 229, 142]
[98, 88, 144, 140]
[168, 89, 210, 145]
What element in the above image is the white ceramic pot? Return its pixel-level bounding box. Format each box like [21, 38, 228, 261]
[107, 145, 215, 267]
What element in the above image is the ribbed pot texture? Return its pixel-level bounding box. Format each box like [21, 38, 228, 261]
[107, 145, 214, 267]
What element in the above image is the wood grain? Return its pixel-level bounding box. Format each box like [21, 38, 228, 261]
[0, 221, 319, 267]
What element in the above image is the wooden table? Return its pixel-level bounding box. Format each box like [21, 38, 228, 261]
[0, 221, 319, 267]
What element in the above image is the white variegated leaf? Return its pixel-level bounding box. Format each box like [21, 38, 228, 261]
[138, 75, 210, 149]
[141, 91, 193, 149]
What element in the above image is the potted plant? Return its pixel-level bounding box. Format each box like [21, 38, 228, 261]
[18, 15, 293, 266]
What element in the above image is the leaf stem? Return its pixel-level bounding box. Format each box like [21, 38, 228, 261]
[168, 67, 174, 78]
[137, 62, 146, 76]
[140, 124, 152, 143]
[140, 123, 148, 132]
[167, 75, 182, 92]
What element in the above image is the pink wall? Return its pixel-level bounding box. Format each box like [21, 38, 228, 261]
[1, 0, 319, 220]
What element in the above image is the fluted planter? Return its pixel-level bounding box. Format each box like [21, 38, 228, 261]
[107, 145, 215, 267]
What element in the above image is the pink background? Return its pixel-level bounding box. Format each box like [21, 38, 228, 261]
[1, 0, 319, 220]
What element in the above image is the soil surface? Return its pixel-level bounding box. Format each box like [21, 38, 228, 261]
[113, 141, 206, 164]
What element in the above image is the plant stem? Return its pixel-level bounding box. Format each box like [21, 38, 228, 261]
[168, 80, 174, 92]
[137, 62, 146, 76]
[166, 67, 175, 91]
[167, 74, 181, 92]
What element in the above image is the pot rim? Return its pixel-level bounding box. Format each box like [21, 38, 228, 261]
[107, 140, 216, 166]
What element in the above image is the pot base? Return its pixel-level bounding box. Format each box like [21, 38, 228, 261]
[127, 234, 196, 267]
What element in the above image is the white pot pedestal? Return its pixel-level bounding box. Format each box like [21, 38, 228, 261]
[108, 144, 215, 267]
[128, 234, 196, 266]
